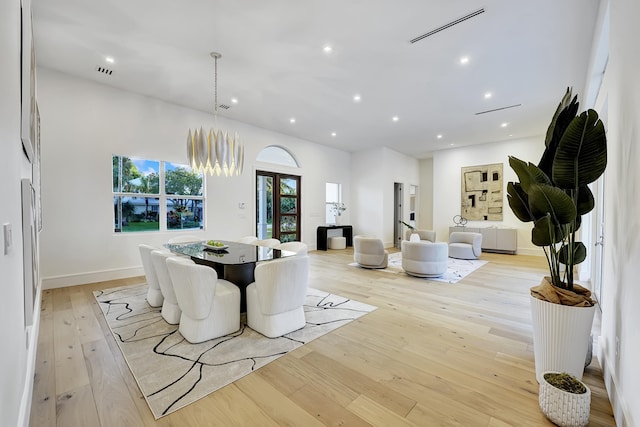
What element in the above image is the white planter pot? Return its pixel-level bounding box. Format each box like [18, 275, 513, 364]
[539, 371, 591, 427]
[530, 295, 595, 383]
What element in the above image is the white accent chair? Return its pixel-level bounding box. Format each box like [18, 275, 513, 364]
[448, 232, 483, 260]
[401, 241, 448, 277]
[275, 241, 308, 255]
[257, 238, 281, 248]
[236, 236, 259, 245]
[150, 250, 182, 324]
[404, 229, 436, 243]
[353, 236, 388, 269]
[138, 244, 164, 307]
[166, 257, 240, 343]
[168, 234, 201, 244]
[246, 255, 310, 338]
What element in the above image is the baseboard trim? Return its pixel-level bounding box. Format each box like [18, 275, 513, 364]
[42, 266, 144, 289]
[18, 284, 41, 427]
[598, 336, 630, 426]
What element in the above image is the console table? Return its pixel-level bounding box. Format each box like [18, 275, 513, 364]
[449, 226, 517, 254]
[317, 225, 353, 250]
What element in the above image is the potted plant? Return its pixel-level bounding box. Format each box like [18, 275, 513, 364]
[506, 88, 607, 382]
[539, 371, 591, 427]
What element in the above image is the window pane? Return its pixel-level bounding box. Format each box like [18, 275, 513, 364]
[112, 157, 160, 194]
[279, 233, 296, 243]
[326, 182, 340, 203]
[280, 178, 297, 195]
[280, 197, 297, 214]
[114, 196, 160, 232]
[165, 162, 203, 196]
[280, 216, 297, 232]
[167, 198, 203, 230]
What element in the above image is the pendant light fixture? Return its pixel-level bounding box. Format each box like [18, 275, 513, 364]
[187, 52, 243, 176]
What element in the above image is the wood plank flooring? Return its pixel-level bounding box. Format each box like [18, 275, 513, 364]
[29, 250, 615, 426]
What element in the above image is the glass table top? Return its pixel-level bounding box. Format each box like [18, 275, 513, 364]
[165, 240, 295, 265]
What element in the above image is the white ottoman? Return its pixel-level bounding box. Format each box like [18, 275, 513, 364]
[328, 236, 347, 250]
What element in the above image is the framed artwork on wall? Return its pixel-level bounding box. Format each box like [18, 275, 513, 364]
[460, 163, 504, 221]
[21, 179, 38, 327]
[21, 0, 37, 163]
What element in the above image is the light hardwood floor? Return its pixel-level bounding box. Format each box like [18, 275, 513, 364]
[30, 250, 615, 426]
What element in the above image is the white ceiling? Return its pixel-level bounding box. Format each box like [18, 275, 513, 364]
[32, 0, 601, 158]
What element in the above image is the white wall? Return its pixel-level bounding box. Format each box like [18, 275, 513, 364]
[432, 137, 545, 255]
[37, 68, 351, 288]
[0, 0, 40, 425]
[351, 147, 419, 247]
[418, 158, 434, 230]
[599, 0, 640, 424]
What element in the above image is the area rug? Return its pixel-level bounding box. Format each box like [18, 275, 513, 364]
[350, 252, 487, 284]
[94, 284, 376, 418]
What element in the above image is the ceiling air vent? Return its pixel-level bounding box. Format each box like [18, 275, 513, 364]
[218, 104, 231, 110]
[475, 104, 522, 115]
[410, 8, 485, 44]
[95, 66, 114, 76]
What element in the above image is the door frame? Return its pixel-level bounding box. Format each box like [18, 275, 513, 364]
[256, 170, 301, 242]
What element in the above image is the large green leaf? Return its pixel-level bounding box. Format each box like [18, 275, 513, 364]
[507, 182, 534, 222]
[532, 215, 566, 246]
[559, 242, 587, 265]
[528, 184, 576, 225]
[508, 156, 550, 192]
[553, 109, 607, 188]
[541, 89, 579, 177]
[576, 185, 595, 216]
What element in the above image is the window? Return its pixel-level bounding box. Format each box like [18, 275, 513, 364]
[325, 182, 342, 224]
[113, 155, 204, 233]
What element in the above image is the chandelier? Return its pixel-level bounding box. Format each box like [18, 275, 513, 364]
[187, 52, 244, 176]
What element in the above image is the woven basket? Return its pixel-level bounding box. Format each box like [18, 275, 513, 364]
[539, 372, 591, 427]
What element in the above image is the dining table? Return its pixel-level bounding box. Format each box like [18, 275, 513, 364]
[165, 240, 295, 311]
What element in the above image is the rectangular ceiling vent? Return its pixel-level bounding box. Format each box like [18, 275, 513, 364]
[410, 8, 485, 44]
[95, 66, 114, 76]
[475, 104, 522, 115]
[218, 104, 231, 110]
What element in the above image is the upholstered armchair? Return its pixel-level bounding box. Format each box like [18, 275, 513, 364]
[166, 257, 240, 343]
[353, 236, 388, 269]
[257, 238, 281, 248]
[138, 244, 164, 307]
[275, 241, 308, 255]
[236, 236, 259, 245]
[401, 241, 448, 277]
[246, 255, 310, 338]
[150, 250, 182, 324]
[404, 229, 436, 243]
[448, 231, 483, 260]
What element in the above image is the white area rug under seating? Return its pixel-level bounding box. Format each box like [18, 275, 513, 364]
[94, 283, 376, 419]
[351, 252, 487, 284]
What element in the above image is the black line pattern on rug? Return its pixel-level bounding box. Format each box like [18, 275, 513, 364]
[95, 284, 376, 418]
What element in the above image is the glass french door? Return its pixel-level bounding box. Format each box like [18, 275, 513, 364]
[256, 171, 301, 242]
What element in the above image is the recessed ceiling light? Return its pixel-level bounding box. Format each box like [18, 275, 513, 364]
[392, 116, 399, 122]
[501, 122, 508, 128]
[290, 118, 296, 124]
[509, 134, 513, 137]
[331, 132, 337, 137]
[105, 56, 115, 64]
[459, 56, 469, 64]
[231, 97, 238, 104]
[353, 94, 361, 102]
[323, 45, 333, 53]
[450, 143, 455, 146]
[437, 134, 443, 139]
[484, 92, 492, 99]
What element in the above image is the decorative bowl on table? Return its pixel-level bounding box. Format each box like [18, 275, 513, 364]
[203, 241, 228, 251]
